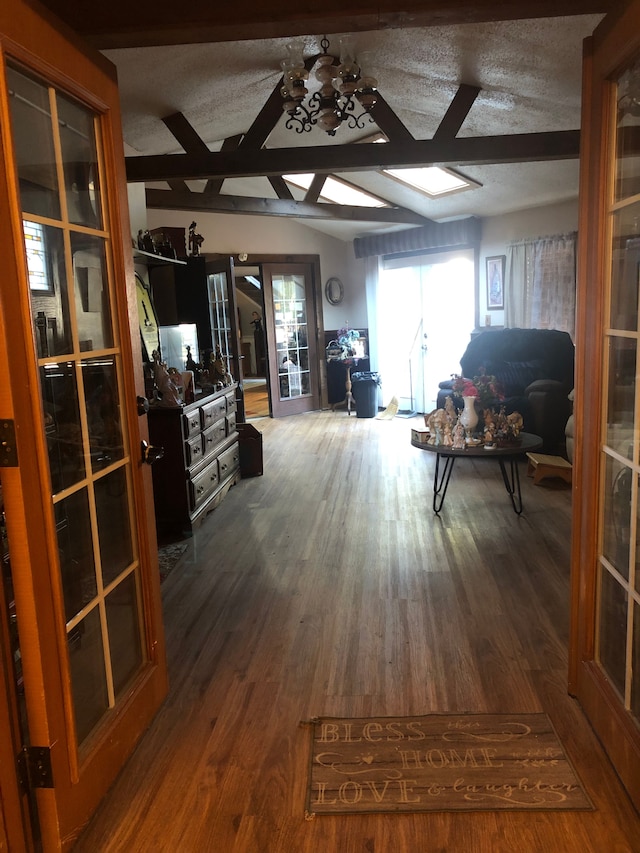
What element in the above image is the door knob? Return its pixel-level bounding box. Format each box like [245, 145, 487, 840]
[137, 396, 150, 416]
[141, 440, 164, 465]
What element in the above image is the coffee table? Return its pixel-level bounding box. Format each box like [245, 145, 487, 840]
[411, 431, 543, 515]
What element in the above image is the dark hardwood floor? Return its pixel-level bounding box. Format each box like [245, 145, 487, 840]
[75, 412, 640, 852]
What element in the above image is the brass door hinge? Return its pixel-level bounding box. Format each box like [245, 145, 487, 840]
[17, 745, 54, 791]
[0, 421, 18, 467]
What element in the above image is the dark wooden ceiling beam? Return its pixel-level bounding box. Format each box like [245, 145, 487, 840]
[144, 188, 433, 224]
[305, 174, 328, 202]
[240, 55, 320, 151]
[204, 134, 244, 194]
[162, 112, 211, 154]
[167, 179, 190, 192]
[432, 84, 482, 140]
[39, 0, 614, 49]
[126, 130, 581, 182]
[365, 93, 415, 142]
[268, 176, 295, 199]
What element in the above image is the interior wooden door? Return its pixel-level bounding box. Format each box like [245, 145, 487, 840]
[570, 0, 640, 812]
[262, 262, 321, 417]
[0, 2, 167, 849]
[205, 256, 245, 419]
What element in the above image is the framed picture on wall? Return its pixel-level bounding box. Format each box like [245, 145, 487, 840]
[486, 255, 505, 310]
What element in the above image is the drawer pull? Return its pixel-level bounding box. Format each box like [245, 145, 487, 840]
[197, 485, 204, 495]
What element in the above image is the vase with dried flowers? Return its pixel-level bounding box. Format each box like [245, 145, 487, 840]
[451, 367, 504, 410]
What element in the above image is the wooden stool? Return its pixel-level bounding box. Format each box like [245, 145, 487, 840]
[526, 452, 572, 486]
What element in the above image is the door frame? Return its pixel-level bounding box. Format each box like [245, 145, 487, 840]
[209, 254, 326, 415]
[569, 0, 640, 812]
[0, 2, 168, 848]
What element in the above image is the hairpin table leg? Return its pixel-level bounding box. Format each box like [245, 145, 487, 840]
[498, 456, 524, 515]
[433, 453, 456, 514]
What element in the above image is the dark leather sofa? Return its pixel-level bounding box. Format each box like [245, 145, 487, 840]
[436, 327, 575, 454]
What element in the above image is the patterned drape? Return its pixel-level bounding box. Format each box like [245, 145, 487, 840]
[505, 232, 577, 339]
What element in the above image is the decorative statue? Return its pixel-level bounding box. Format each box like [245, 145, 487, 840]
[427, 408, 448, 445]
[152, 351, 182, 407]
[210, 346, 232, 387]
[137, 229, 155, 253]
[483, 408, 496, 448]
[188, 221, 204, 256]
[452, 417, 466, 449]
[444, 395, 457, 425]
[185, 345, 199, 374]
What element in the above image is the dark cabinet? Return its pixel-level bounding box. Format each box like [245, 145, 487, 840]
[148, 385, 240, 536]
[149, 256, 210, 349]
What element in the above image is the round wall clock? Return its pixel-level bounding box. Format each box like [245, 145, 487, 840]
[135, 272, 160, 362]
[325, 276, 344, 305]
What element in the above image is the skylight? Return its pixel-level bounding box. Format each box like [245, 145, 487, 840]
[383, 166, 481, 198]
[369, 133, 481, 198]
[283, 174, 388, 207]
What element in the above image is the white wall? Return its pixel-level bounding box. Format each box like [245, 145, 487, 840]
[478, 198, 579, 328]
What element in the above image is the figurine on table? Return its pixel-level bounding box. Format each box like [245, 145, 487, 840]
[211, 346, 232, 388]
[152, 351, 182, 407]
[452, 417, 466, 450]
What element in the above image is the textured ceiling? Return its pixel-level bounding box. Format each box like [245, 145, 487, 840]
[104, 14, 603, 241]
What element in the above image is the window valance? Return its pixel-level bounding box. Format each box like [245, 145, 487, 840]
[353, 217, 481, 259]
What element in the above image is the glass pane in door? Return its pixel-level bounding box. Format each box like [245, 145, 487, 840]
[272, 273, 309, 400]
[594, 61, 640, 721]
[208, 271, 234, 381]
[57, 91, 102, 230]
[7, 68, 60, 220]
[7, 63, 145, 750]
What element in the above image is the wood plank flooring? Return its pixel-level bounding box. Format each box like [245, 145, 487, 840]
[74, 412, 640, 852]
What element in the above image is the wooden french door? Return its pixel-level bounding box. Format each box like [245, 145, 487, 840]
[262, 262, 322, 417]
[570, 0, 640, 812]
[0, 2, 167, 850]
[205, 256, 245, 419]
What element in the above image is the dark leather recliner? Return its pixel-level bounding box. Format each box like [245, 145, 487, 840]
[436, 328, 575, 454]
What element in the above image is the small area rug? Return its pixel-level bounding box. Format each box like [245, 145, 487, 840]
[304, 712, 592, 817]
[158, 542, 188, 583]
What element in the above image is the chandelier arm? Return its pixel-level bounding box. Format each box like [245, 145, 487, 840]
[284, 100, 318, 133]
[284, 113, 313, 133]
[344, 111, 376, 130]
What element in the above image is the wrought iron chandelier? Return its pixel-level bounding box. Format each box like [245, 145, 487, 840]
[280, 37, 378, 135]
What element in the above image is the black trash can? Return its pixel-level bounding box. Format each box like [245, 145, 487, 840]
[351, 371, 381, 418]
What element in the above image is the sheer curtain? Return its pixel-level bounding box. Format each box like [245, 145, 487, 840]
[505, 232, 577, 339]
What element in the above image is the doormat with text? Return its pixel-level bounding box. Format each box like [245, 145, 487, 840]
[304, 713, 593, 817]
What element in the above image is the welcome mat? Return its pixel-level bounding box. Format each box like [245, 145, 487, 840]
[304, 713, 592, 817]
